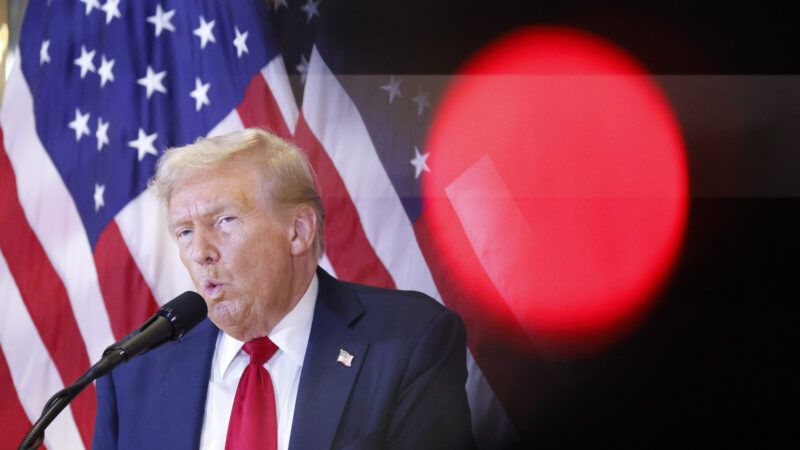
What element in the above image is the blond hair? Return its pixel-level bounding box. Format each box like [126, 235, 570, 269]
[149, 128, 326, 257]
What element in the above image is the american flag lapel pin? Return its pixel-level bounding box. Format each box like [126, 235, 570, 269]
[337, 349, 354, 367]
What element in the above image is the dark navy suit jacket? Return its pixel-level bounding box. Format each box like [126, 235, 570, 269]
[92, 268, 475, 449]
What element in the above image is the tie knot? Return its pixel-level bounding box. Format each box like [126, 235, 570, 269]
[242, 337, 278, 366]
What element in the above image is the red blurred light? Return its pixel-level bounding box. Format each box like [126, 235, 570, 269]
[424, 27, 688, 353]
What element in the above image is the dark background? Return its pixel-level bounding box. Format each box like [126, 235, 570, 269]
[312, 1, 799, 448]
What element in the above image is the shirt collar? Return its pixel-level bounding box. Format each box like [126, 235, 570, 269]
[216, 273, 318, 378]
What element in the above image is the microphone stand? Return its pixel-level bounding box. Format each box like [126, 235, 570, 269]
[18, 291, 204, 449]
[17, 348, 126, 450]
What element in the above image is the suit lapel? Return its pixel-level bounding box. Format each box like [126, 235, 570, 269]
[151, 317, 218, 449]
[289, 269, 369, 450]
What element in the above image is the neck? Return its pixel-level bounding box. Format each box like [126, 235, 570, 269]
[261, 256, 316, 338]
[286, 257, 317, 313]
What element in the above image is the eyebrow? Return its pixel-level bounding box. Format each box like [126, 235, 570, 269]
[168, 203, 230, 230]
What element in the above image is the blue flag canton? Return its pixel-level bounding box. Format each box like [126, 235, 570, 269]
[19, 0, 278, 248]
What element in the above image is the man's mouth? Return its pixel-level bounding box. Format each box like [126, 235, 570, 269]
[203, 280, 225, 299]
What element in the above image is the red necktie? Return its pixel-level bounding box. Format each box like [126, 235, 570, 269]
[225, 337, 279, 450]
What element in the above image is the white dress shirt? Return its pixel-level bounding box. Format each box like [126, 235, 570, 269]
[199, 274, 318, 450]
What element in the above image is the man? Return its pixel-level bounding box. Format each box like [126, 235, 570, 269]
[92, 129, 474, 449]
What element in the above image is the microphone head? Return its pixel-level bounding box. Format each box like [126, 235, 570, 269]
[157, 291, 208, 339]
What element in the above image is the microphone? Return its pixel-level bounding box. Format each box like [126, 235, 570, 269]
[18, 291, 207, 450]
[103, 290, 208, 361]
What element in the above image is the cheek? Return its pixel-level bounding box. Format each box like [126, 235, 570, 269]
[225, 234, 265, 275]
[230, 232, 289, 286]
[237, 241, 276, 281]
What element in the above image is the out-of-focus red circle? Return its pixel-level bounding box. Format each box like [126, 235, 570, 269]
[424, 27, 688, 352]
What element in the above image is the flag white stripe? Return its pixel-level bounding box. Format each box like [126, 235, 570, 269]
[114, 192, 194, 306]
[0, 251, 85, 450]
[208, 109, 246, 138]
[261, 56, 299, 134]
[302, 46, 515, 448]
[0, 56, 115, 361]
[303, 47, 435, 292]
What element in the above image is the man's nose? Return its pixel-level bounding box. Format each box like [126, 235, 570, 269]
[190, 229, 220, 265]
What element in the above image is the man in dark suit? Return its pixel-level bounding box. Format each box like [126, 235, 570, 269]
[92, 128, 474, 449]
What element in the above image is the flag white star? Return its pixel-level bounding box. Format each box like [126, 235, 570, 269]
[68, 108, 91, 142]
[128, 128, 159, 161]
[147, 4, 176, 37]
[380, 76, 402, 104]
[80, 0, 100, 15]
[412, 89, 431, 116]
[40, 40, 51, 65]
[101, 0, 122, 25]
[233, 27, 249, 58]
[190, 78, 211, 111]
[193, 16, 216, 49]
[410, 146, 431, 179]
[272, 0, 288, 11]
[296, 53, 309, 84]
[96, 117, 110, 151]
[137, 66, 168, 98]
[94, 183, 106, 212]
[301, 0, 321, 23]
[73, 45, 96, 79]
[98, 55, 115, 87]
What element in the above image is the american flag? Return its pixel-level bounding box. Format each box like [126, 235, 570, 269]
[0, 0, 518, 449]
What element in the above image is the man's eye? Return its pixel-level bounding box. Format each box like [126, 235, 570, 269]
[220, 216, 236, 224]
[176, 229, 193, 239]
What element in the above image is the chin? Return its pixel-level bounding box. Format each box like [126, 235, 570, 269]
[209, 301, 241, 326]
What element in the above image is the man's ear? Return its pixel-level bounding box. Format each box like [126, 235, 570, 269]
[290, 206, 317, 256]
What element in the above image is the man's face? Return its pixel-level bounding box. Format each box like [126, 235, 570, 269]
[168, 157, 296, 341]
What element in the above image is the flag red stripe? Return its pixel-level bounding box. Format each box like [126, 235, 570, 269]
[236, 72, 293, 141]
[414, 205, 554, 435]
[94, 220, 160, 340]
[0, 138, 95, 448]
[293, 116, 396, 288]
[0, 346, 46, 450]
